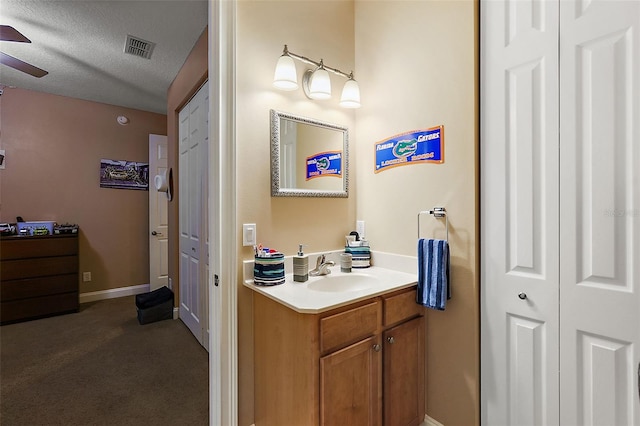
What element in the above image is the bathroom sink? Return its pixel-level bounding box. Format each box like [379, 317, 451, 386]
[307, 273, 380, 293]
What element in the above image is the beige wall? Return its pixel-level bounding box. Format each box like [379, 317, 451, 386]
[0, 89, 167, 294]
[354, 1, 479, 425]
[236, 1, 357, 424]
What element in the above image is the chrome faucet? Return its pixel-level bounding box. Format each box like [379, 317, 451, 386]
[309, 254, 335, 276]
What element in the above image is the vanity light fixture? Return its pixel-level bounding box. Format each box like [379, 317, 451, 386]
[273, 45, 361, 108]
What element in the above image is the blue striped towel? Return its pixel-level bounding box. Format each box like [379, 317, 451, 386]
[416, 238, 450, 310]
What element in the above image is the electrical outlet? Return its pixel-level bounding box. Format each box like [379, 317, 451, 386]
[82, 272, 92, 282]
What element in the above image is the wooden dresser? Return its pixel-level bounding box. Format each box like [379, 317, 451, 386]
[1, 234, 79, 325]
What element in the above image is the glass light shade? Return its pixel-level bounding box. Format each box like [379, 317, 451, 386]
[273, 55, 298, 91]
[340, 79, 361, 108]
[309, 68, 331, 100]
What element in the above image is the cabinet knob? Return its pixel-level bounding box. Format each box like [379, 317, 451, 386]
[387, 336, 395, 344]
[373, 344, 381, 352]
[518, 292, 527, 300]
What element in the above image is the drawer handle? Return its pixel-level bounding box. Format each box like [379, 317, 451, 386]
[373, 344, 381, 352]
[387, 336, 395, 344]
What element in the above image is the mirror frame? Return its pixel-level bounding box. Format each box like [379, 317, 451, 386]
[270, 109, 349, 198]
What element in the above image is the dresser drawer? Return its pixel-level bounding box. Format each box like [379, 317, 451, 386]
[383, 286, 422, 327]
[1, 292, 79, 324]
[1, 274, 79, 302]
[1, 256, 78, 281]
[0, 236, 78, 260]
[320, 300, 381, 354]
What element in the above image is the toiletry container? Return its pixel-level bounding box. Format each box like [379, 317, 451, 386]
[293, 244, 309, 282]
[254, 252, 285, 286]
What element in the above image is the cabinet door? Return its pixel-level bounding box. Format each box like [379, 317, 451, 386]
[320, 335, 381, 426]
[383, 316, 425, 426]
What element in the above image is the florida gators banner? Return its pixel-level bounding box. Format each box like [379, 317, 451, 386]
[306, 151, 342, 180]
[374, 126, 444, 173]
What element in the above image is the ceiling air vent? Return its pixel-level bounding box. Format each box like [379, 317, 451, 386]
[124, 35, 155, 59]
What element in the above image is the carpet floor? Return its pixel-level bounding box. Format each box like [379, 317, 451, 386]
[0, 296, 209, 425]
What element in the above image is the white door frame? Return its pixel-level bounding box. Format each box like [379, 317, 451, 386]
[209, 1, 237, 425]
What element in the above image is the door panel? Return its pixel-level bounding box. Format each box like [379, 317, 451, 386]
[481, 0, 560, 424]
[320, 336, 381, 426]
[149, 134, 168, 291]
[559, 0, 640, 423]
[383, 317, 424, 426]
[179, 81, 209, 347]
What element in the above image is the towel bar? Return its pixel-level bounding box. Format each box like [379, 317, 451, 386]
[417, 207, 448, 242]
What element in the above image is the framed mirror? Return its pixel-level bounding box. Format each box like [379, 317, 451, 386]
[270, 109, 349, 198]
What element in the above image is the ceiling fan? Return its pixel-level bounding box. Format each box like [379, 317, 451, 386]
[0, 25, 48, 78]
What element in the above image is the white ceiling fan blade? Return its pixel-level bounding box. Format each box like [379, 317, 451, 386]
[0, 52, 48, 78]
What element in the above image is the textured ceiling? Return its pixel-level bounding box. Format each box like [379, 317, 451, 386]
[0, 0, 208, 114]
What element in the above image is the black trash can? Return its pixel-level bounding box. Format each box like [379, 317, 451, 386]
[135, 286, 174, 325]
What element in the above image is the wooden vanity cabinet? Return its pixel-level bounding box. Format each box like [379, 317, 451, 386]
[383, 317, 425, 426]
[382, 288, 426, 426]
[254, 286, 425, 426]
[320, 334, 381, 426]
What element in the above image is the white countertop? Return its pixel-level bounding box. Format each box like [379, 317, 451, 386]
[243, 263, 418, 314]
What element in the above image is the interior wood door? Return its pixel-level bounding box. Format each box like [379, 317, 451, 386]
[480, 0, 560, 424]
[558, 1, 640, 423]
[383, 316, 424, 426]
[179, 81, 209, 347]
[320, 335, 381, 426]
[149, 134, 169, 291]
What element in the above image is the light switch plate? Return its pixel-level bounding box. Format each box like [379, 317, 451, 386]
[243, 223, 256, 246]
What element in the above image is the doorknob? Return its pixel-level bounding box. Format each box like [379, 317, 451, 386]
[518, 292, 527, 300]
[151, 231, 162, 236]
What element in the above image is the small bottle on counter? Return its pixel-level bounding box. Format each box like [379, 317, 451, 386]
[293, 244, 309, 282]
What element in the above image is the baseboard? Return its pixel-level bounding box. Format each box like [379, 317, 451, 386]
[79, 284, 150, 304]
[173, 307, 179, 319]
[425, 414, 444, 426]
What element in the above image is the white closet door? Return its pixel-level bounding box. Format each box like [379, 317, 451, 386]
[481, 0, 560, 424]
[559, 1, 640, 424]
[179, 81, 209, 346]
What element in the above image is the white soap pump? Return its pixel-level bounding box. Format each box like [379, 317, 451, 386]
[293, 244, 308, 282]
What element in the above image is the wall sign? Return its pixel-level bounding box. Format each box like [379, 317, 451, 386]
[100, 159, 149, 190]
[306, 150, 342, 180]
[374, 126, 444, 173]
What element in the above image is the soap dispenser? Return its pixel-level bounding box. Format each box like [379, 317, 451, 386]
[293, 244, 309, 282]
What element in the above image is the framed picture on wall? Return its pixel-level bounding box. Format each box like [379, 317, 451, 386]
[100, 159, 149, 190]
